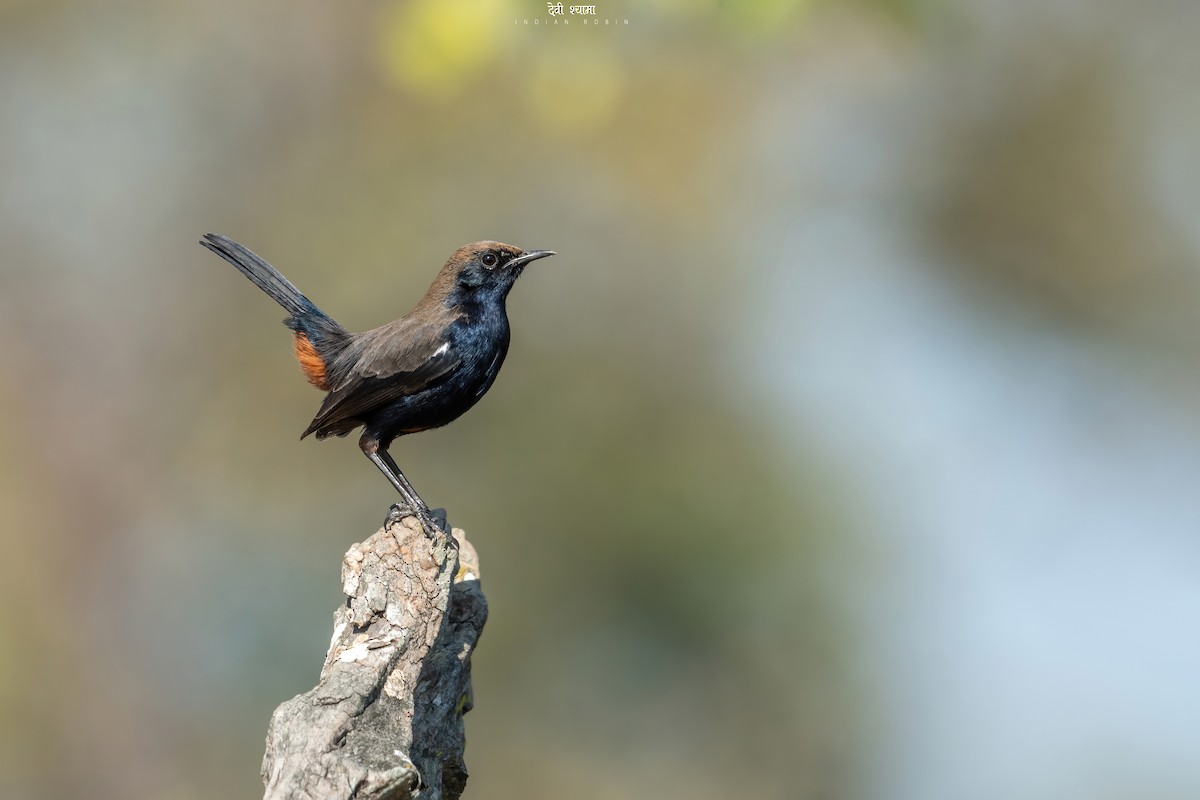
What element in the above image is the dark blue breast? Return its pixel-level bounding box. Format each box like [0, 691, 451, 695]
[366, 303, 511, 436]
[445, 309, 511, 406]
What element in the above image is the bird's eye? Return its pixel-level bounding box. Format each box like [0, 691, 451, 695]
[481, 252, 499, 268]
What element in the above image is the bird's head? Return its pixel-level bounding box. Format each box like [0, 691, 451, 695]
[437, 241, 555, 305]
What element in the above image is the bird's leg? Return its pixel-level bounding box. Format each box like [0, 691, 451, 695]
[379, 448, 451, 540]
[365, 450, 438, 536]
[359, 435, 443, 538]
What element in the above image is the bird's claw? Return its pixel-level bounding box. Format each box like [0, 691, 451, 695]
[385, 502, 455, 546]
[385, 501, 420, 532]
[417, 508, 457, 547]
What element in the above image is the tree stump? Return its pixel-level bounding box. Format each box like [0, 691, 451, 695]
[262, 511, 487, 800]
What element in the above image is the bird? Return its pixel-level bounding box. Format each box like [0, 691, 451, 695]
[199, 233, 555, 537]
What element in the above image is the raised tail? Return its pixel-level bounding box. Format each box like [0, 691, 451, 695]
[201, 233, 315, 319]
[200, 233, 350, 390]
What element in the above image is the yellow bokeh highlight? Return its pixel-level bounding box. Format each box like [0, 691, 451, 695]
[527, 42, 624, 136]
[644, 0, 721, 21]
[377, 0, 512, 99]
[723, 0, 813, 36]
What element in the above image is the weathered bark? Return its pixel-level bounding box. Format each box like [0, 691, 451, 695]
[262, 510, 487, 800]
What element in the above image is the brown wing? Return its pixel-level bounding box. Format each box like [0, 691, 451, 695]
[300, 316, 460, 439]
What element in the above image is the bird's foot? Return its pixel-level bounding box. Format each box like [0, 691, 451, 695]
[386, 502, 454, 545]
[384, 501, 416, 531]
[417, 507, 456, 545]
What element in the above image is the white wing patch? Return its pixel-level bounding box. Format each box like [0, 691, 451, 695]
[433, 342, 450, 357]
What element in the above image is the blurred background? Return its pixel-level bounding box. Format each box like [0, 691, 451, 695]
[2, 0, 1199, 798]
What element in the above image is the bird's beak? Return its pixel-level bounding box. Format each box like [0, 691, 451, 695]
[509, 250, 556, 269]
